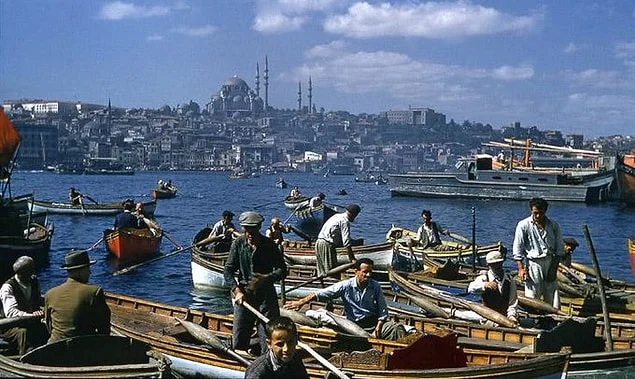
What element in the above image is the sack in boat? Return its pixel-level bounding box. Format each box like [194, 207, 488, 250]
[545, 255, 560, 282]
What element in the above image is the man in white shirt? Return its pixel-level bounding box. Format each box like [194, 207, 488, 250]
[513, 197, 564, 308]
[314, 204, 360, 277]
[0, 256, 48, 354]
[468, 251, 518, 325]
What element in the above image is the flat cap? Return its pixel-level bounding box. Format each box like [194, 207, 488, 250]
[485, 251, 505, 264]
[239, 211, 264, 227]
[13, 256, 35, 274]
[563, 237, 579, 247]
[345, 204, 361, 216]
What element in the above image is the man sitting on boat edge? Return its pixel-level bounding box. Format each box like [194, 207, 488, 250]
[113, 200, 145, 230]
[283, 258, 406, 340]
[467, 251, 519, 326]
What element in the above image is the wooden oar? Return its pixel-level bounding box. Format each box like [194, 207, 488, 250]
[582, 224, 613, 351]
[285, 262, 356, 294]
[241, 302, 350, 379]
[140, 216, 163, 237]
[253, 199, 283, 209]
[176, 319, 252, 366]
[288, 225, 313, 242]
[112, 241, 201, 276]
[0, 315, 42, 330]
[83, 194, 99, 204]
[398, 290, 450, 318]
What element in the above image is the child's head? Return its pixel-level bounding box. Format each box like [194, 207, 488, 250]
[266, 316, 298, 364]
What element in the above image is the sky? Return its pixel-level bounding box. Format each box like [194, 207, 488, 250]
[1, 1, 634, 137]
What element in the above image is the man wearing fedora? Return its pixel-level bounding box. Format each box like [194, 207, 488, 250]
[224, 211, 287, 355]
[314, 203, 360, 277]
[44, 250, 111, 343]
[0, 256, 48, 354]
[468, 251, 519, 325]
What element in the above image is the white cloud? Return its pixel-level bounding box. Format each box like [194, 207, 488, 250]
[285, 45, 532, 108]
[563, 42, 586, 54]
[99, 1, 187, 20]
[170, 25, 217, 37]
[277, 0, 342, 13]
[305, 40, 348, 58]
[563, 68, 634, 89]
[252, 12, 306, 33]
[491, 65, 534, 80]
[146, 35, 164, 41]
[323, 1, 542, 39]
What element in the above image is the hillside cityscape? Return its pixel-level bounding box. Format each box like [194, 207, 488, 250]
[3, 74, 634, 174]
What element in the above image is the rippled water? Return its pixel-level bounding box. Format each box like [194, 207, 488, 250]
[8, 170, 635, 315]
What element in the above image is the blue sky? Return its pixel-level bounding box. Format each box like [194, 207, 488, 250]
[1, 1, 634, 137]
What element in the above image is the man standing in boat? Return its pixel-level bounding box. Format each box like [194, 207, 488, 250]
[314, 204, 360, 277]
[468, 251, 518, 325]
[224, 211, 287, 355]
[513, 197, 564, 309]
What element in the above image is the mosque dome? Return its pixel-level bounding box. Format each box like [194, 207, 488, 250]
[224, 76, 248, 88]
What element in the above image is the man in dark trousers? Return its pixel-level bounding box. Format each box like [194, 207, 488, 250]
[224, 211, 287, 355]
[0, 256, 48, 354]
[44, 250, 111, 343]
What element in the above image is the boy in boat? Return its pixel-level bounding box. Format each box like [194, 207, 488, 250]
[467, 251, 519, 325]
[244, 316, 308, 379]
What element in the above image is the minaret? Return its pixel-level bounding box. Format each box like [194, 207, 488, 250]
[297, 81, 302, 111]
[308, 76, 313, 115]
[106, 98, 112, 136]
[264, 55, 269, 112]
[255, 63, 260, 97]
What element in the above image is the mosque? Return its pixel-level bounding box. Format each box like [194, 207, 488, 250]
[206, 56, 314, 118]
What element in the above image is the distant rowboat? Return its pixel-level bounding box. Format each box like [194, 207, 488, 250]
[151, 186, 177, 199]
[27, 199, 156, 216]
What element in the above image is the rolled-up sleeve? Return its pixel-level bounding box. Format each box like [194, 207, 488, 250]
[512, 221, 527, 261]
[0, 284, 31, 317]
[315, 281, 344, 302]
[467, 273, 488, 294]
[507, 279, 518, 318]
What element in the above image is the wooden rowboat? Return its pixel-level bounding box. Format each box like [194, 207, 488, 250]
[27, 199, 156, 216]
[387, 226, 506, 264]
[0, 222, 54, 283]
[106, 292, 569, 379]
[0, 334, 170, 378]
[283, 239, 396, 270]
[104, 228, 163, 263]
[151, 186, 177, 200]
[284, 195, 311, 210]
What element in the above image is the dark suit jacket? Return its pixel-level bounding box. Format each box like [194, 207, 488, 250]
[114, 211, 142, 230]
[44, 278, 111, 343]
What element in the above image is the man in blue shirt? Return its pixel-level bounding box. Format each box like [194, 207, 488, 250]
[284, 258, 404, 340]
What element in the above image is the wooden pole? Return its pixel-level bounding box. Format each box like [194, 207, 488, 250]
[582, 224, 613, 351]
[471, 207, 476, 273]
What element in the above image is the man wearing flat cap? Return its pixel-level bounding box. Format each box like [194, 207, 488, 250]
[44, 249, 111, 343]
[224, 211, 287, 355]
[0, 256, 48, 354]
[468, 251, 518, 325]
[314, 204, 360, 277]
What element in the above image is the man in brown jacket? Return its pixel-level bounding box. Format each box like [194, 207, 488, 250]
[44, 249, 111, 343]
